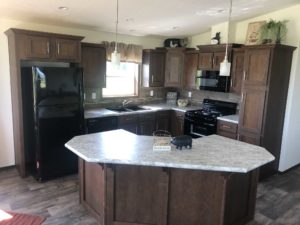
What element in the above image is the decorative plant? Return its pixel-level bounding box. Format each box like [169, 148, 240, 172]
[259, 19, 288, 44]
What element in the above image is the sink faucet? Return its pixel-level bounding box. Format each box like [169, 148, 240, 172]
[122, 99, 133, 107]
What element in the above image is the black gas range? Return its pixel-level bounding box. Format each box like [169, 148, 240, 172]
[184, 99, 237, 138]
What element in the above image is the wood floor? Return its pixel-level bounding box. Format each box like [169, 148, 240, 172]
[0, 166, 300, 225]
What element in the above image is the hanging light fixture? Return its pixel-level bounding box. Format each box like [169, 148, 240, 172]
[111, 0, 120, 67]
[219, 0, 233, 76]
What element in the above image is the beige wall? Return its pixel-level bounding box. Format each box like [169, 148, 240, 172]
[191, 4, 300, 171]
[0, 18, 164, 168]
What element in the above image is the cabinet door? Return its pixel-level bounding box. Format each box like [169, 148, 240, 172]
[198, 52, 213, 70]
[239, 87, 266, 135]
[244, 48, 271, 87]
[81, 43, 106, 88]
[184, 51, 199, 88]
[217, 120, 238, 140]
[118, 115, 138, 134]
[79, 159, 105, 224]
[230, 49, 244, 94]
[150, 52, 165, 87]
[156, 111, 170, 132]
[165, 50, 184, 87]
[139, 112, 156, 135]
[119, 123, 138, 134]
[212, 52, 225, 70]
[55, 38, 81, 62]
[238, 132, 261, 146]
[25, 35, 51, 59]
[171, 111, 185, 136]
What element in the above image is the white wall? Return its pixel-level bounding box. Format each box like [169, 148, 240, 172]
[0, 18, 164, 168]
[190, 4, 300, 171]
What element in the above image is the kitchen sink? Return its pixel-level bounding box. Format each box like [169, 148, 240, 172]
[106, 105, 146, 113]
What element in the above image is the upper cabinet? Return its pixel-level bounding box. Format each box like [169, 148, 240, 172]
[81, 43, 107, 89]
[197, 44, 241, 71]
[8, 28, 83, 62]
[142, 49, 165, 87]
[230, 48, 245, 94]
[164, 48, 185, 87]
[183, 50, 199, 89]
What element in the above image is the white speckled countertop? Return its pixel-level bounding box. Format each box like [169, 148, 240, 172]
[65, 129, 274, 173]
[217, 114, 239, 124]
[84, 104, 201, 119]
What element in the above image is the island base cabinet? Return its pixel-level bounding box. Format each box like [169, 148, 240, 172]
[79, 161, 259, 225]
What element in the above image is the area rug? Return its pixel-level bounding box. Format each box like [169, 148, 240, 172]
[0, 210, 46, 225]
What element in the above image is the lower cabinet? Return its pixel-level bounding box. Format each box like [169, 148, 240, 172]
[217, 120, 238, 140]
[79, 160, 259, 225]
[118, 114, 139, 134]
[156, 110, 170, 132]
[171, 111, 185, 136]
[139, 113, 156, 135]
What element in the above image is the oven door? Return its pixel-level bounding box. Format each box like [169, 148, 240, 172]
[184, 119, 217, 138]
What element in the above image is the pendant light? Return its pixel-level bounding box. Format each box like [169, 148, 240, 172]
[111, 0, 120, 67]
[219, 0, 233, 76]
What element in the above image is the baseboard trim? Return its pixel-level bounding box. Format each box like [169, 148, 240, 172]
[0, 165, 16, 171]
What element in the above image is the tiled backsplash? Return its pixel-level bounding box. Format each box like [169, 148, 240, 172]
[84, 86, 241, 110]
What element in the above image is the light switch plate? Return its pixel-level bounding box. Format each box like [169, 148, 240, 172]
[150, 90, 154, 97]
[92, 92, 97, 99]
[188, 91, 192, 98]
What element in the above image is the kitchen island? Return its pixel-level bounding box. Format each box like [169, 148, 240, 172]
[65, 129, 274, 225]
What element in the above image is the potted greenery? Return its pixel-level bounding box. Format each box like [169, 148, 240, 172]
[259, 19, 288, 44]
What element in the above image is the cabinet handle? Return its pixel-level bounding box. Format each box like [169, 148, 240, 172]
[222, 125, 231, 129]
[230, 79, 233, 87]
[57, 43, 60, 55]
[243, 71, 246, 80]
[241, 93, 244, 103]
[47, 42, 50, 54]
[151, 75, 154, 83]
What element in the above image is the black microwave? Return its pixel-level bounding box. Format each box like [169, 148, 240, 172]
[196, 70, 230, 92]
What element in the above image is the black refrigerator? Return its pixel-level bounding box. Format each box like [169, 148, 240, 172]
[21, 66, 84, 181]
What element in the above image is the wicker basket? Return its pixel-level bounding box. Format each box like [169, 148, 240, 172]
[153, 130, 171, 151]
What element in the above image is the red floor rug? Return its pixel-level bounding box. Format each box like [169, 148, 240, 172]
[0, 210, 46, 225]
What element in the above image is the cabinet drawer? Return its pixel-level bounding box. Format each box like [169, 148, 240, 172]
[217, 130, 237, 140]
[174, 111, 185, 120]
[217, 120, 237, 134]
[118, 115, 138, 124]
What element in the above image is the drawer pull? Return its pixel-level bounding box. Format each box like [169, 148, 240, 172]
[222, 125, 231, 129]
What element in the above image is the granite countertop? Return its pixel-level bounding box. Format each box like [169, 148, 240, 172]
[84, 103, 201, 119]
[65, 129, 274, 173]
[217, 114, 239, 124]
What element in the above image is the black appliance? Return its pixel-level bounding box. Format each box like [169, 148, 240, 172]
[86, 116, 118, 134]
[196, 70, 230, 92]
[21, 66, 84, 181]
[184, 99, 237, 138]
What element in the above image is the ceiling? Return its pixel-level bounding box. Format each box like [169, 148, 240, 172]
[0, 0, 299, 37]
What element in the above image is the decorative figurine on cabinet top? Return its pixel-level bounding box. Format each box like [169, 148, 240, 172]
[211, 32, 221, 44]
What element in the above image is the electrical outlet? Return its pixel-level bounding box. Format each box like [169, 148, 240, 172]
[92, 92, 97, 99]
[150, 90, 154, 97]
[188, 91, 192, 98]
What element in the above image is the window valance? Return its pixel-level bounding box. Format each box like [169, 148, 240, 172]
[102, 41, 143, 64]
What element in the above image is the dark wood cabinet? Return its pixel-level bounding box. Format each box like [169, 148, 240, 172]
[197, 44, 241, 71]
[238, 44, 296, 178]
[184, 50, 199, 88]
[81, 43, 106, 88]
[142, 49, 165, 87]
[139, 113, 156, 135]
[171, 111, 185, 136]
[156, 110, 170, 132]
[54, 38, 81, 61]
[25, 35, 51, 59]
[18, 29, 83, 62]
[164, 48, 185, 87]
[198, 52, 213, 70]
[217, 120, 238, 140]
[230, 49, 244, 94]
[118, 114, 139, 134]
